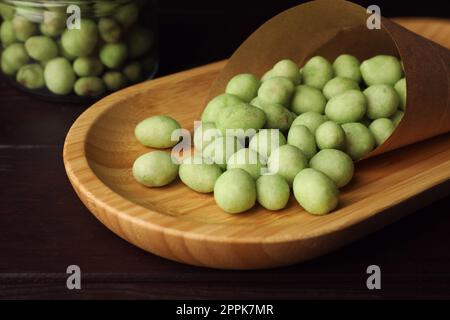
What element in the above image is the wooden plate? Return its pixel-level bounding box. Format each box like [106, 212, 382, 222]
[63, 18, 450, 270]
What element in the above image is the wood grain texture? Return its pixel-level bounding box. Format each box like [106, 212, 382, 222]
[63, 18, 450, 270]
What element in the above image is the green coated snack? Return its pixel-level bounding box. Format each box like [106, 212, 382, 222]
[364, 84, 399, 119]
[322, 77, 359, 100]
[1, 56, 15, 75]
[39, 13, 66, 37]
[342, 122, 375, 160]
[302, 56, 334, 90]
[1, 21, 16, 47]
[227, 148, 265, 179]
[272, 59, 301, 84]
[100, 43, 128, 69]
[225, 73, 260, 102]
[391, 110, 404, 127]
[257, 76, 295, 107]
[261, 103, 296, 131]
[98, 17, 122, 43]
[179, 156, 222, 193]
[44, 57, 75, 95]
[0, 3, 15, 20]
[25, 36, 58, 61]
[360, 55, 403, 86]
[123, 62, 142, 83]
[248, 129, 287, 159]
[73, 57, 104, 77]
[293, 168, 339, 215]
[315, 120, 345, 150]
[201, 93, 243, 124]
[57, 40, 76, 61]
[61, 19, 98, 57]
[214, 168, 256, 214]
[74, 77, 106, 97]
[291, 111, 327, 134]
[12, 16, 36, 41]
[394, 78, 407, 110]
[128, 28, 152, 59]
[114, 2, 139, 28]
[369, 118, 395, 146]
[1, 43, 29, 73]
[261, 69, 274, 82]
[267, 144, 308, 186]
[325, 90, 367, 124]
[256, 174, 290, 211]
[216, 103, 266, 138]
[16, 64, 44, 89]
[102, 71, 127, 91]
[132, 151, 179, 187]
[193, 122, 220, 151]
[310, 149, 354, 188]
[291, 85, 326, 114]
[202, 135, 242, 170]
[250, 97, 263, 108]
[134, 115, 181, 148]
[287, 125, 317, 159]
[332, 54, 361, 83]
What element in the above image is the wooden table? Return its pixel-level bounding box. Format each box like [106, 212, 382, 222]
[1, 18, 449, 299]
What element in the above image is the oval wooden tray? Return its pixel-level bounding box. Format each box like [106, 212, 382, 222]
[64, 18, 450, 270]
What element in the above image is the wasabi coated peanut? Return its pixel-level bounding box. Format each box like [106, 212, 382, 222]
[225, 73, 261, 102]
[58, 40, 76, 61]
[128, 28, 152, 59]
[322, 77, 359, 100]
[1, 21, 16, 47]
[291, 111, 327, 134]
[132, 151, 179, 187]
[250, 97, 263, 108]
[391, 110, 404, 127]
[364, 84, 399, 119]
[293, 168, 339, 215]
[25, 36, 58, 61]
[257, 77, 295, 107]
[73, 57, 104, 77]
[61, 19, 98, 57]
[179, 156, 222, 193]
[369, 118, 395, 146]
[302, 56, 334, 90]
[267, 144, 308, 186]
[272, 59, 301, 84]
[332, 54, 362, 83]
[74, 77, 106, 97]
[310, 149, 354, 188]
[12, 16, 36, 41]
[1, 58, 15, 75]
[214, 168, 256, 214]
[342, 122, 375, 160]
[0, 3, 15, 21]
[325, 90, 367, 124]
[16, 64, 44, 89]
[1, 43, 29, 73]
[227, 148, 265, 179]
[114, 2, 139, 28]
[40, 13, 66, 37]
[103, 71, 127, 91]
[360, 55, 403, 86]
[315, 121, 345, 150]
[291, 85, 326, 114]
[216, 103, 266, 137]
[100, 43, 128, 69]
[287, 125, 317, 159]
[123, 62, 143, 83]
[261, 69, 274, 82]
[201, 93, 243, 124]
[98, 18, 122, 43]
[202, 135, 242, 170]
[394, 78, 407, 110]
[248, 129, 287, 159]
[256, 174, 290, 211]
[135, 115, 181, 148]
[261, 103, 296, 131]
[44, 57, 75, 95]
[193, 122, 220, 151]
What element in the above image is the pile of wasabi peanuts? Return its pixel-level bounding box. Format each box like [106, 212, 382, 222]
[0, 1, 155, 97]
[132, 54, 407, 215]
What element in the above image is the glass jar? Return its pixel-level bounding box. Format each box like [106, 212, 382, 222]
[0, 0, 157, 102]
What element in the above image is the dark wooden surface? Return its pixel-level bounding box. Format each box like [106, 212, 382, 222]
[0, 75, 449, 300]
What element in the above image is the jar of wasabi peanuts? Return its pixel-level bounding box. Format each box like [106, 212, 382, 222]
[0, 0, 157, 101]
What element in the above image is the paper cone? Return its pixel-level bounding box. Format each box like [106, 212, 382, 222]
[206, 0, 450, 159]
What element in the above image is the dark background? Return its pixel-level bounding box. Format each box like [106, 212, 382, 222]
[157, 0, 450, 75]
